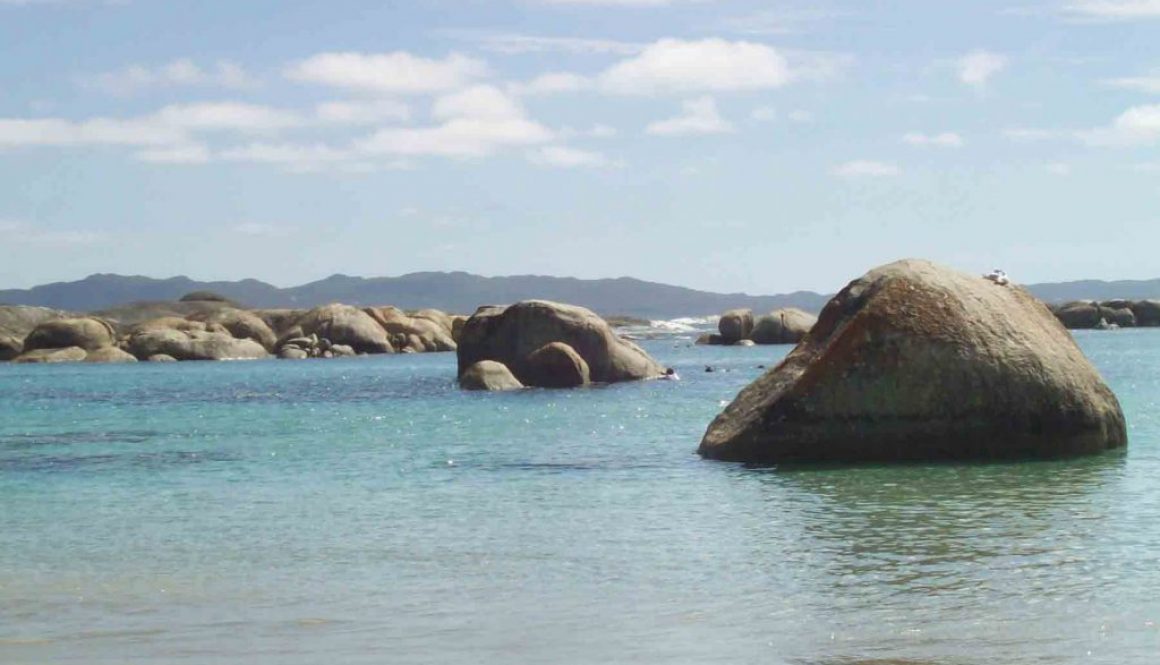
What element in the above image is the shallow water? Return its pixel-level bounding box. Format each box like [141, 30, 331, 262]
[1, 330, 1158, 664]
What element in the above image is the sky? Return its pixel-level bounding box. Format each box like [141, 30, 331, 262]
[1, 0, 1158, 295]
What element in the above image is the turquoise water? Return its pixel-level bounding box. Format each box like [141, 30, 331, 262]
[1, 330, 1159, 664]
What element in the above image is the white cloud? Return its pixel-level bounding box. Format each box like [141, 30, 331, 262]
[957, 50, 1007, 88]
[527, 145, 619, 168]
[286, 51, 488, 95]
[1046, 162, 1072, 175]
[315, 100, 410, 124]
[751, 106, 777, 121]
[559, 124, 618, 138]
[152, 102, 303, 132]
[83, 59, 254, 96]
[0, 117, 186, 147]
[1063, 0, 1160, 20]
[135, 144, 211, 164]
[787, 109, 814, 123]
[218, 142, 385, 173]
[832, 160, 901, 177]
[1103, 74, 1160, 93]
[646, 96, 733, 136]
[903, 131, 965, 148]
[1079, 104, 1160, 145]
[359, 86, 553, 158]
[433, 85, 526, 120]
[461, 32, 640, 55]
[1002, 127, 1067, 141]
[508, 72, 592, 96]
[600, 38, 794, 95]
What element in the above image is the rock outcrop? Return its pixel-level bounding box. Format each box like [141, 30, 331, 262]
[718, 309, 754, 344]
[1052, 299, 1160, 329]
[364, 306, 456, 353]
[457, 300, 664, 388]
[126, 329, 269, 361]
[699, 259, 1128, 464]
[23, 317, 116, 352]
[0, 335, 23, 361]
[459, 360, 524, 391]
[280, 304, 393, 355]
[189, 308, 278, 351]
[750, 308, 818, 345]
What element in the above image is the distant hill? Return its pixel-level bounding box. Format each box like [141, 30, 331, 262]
[1, 272, 1157, 319]
[0, 272, 832, 319]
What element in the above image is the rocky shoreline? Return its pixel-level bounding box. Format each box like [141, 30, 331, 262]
[1, 260, 1139, 463]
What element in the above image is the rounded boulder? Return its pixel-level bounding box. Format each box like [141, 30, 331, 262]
[699, 259, 1128, 464]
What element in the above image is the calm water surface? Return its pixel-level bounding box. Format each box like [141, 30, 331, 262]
[1, 330, 1158, 664]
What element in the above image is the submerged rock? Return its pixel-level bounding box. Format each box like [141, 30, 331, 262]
[699, 259, 1127, 464]
[459, 360, 524, 391]
[457, 300, 664, 388]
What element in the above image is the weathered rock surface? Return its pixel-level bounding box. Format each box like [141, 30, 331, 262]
[699, 259, 1128, 464]
[24, 317, 116, 352]
[718, 309, 754, 344]
[365, 306, 455, 353]
[457, 300, 664, 387]
[0, 305, 67, 343]
[127, 329, 269, 361]
[0, 334, 23, 361]
[13, 346, 88, 363]
[1052, 299, 1160, 329]
[84, 346, 139, 363]
[190, 308, 277, 351]
[459, 360, 524, 391]
[282, 304, 393, 354]
[1133, 300, 1160, 326]
[524, 342, 591, 388]
[146, 354, 178, 362]
[751, 308, 817, 345]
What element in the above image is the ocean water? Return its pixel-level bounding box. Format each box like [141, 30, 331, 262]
[1, 329, 1158, 665]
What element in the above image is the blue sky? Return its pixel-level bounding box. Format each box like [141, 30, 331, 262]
[1, 0, 1158, 294]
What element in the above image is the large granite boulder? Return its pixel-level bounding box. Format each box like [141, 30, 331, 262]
[1103, 306, 1136, 328]
[189, 308, 277, 351]
[281, 304, 393, 354]
[717, 309, 754, 344]
[24, 317, 116, 352]
[525, 342, 591, 388]
[13, 346, 88, 363]
[751, 308, 817, 345]
[459, 360, 524, 391]
[457, 300, 664, 387]
[699, 259, 1127, 464]
[364, 307, 456, 353]
[1132, 300, 1160, 326]
[0, 305, 67, 343]
[127, 329, 269, 361]
[1052, 301, 1102, 329]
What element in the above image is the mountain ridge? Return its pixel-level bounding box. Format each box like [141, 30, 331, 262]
[2, 272, 1158, 319]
